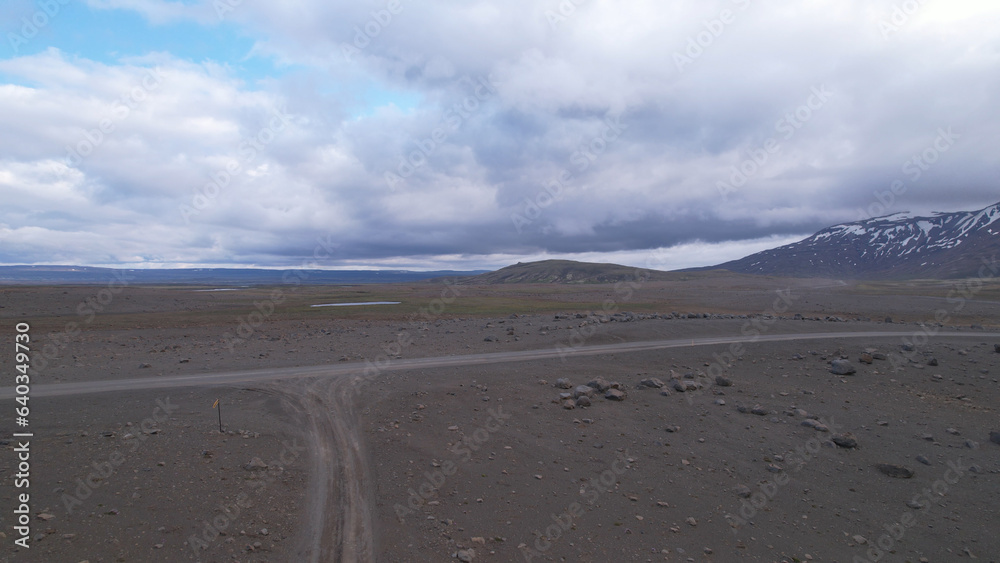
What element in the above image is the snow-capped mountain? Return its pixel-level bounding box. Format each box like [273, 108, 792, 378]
[712, 201, 1000, 279]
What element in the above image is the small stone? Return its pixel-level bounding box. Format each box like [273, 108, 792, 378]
[555, 378, 572, 389]
[575, 395, 591, 408]
[244, 457, 268, 471]
[927, 358, 939, 366]
[734, 485, 752, 498]
[664, 425, 680, 433]
[685, 517, 697, 527]
[989, 431, 1000, 446]
[876, 464, 915, 479]
[604, 389, 627, 401]
[640, 378, 665, 389]
[832, 433, 859, 449]
[915, 455, 931, 465]
[714, 376, 733, 387]
[830, 359, 857, 375]
[456, 548, 476, 562]
[859, 353, 874, 365]
[946, 428, 959, 436]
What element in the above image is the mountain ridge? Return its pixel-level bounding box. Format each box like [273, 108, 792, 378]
[708, 200, 1000, 279]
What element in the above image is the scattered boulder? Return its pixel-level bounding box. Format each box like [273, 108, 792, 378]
[604, 389, 627, 401]
[640, 377, 665, 389]
[672, 379, 701, 393]
[561, 399, 576, 410]
[587, 378, 611, 392]
[832, 433, 859, 449]
[859, 353, 873, 365]
[714, 376, 733, 387]
[555, 378, 573, 389]
[830, 360, 857, 375]
[876, 464, 914, 479]
[872, 352, 888, 361]
[575, 395, 591, 408]
[574, 385, 595, 399]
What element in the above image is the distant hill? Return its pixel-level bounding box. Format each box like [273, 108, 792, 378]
[708, 201, 1000, 279]
[0, 265, 487, 285]
[458, 259, 669, 284]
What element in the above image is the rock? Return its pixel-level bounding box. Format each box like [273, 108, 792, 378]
[990, 431, 1000, 445]
[576, 395, 591, 408]
[664, 425, 680, 433]
[672, 379, 700, 392]
[872, 352, 888, 361]
[945, 428, 959, 436]
[915, 455, 931, 465]
[830, 359, 857, 375]
[876, 464, 914, 479]
[456, 548, 476, 562]
[640, 378, 665, 389]
[734, 485, 752, 498]
[832, 433, 859, 449]
[685, 517, 697, 527]
[138, 363, 152, 369]
[574, 385, 595, 399]
[555, 378, 572, 389]
[561, 399, 576, 410]
[36, 513, 55, 521]
[750, 405, 769, 416]
[244, 457, 268, 471]
[604, 389, 627, 401]
[714, 376, 733, 387]
[714, 399, 726, 406]
[994, 344, 1000, 354]
[587, 378, 611, 392]
[859, 353, 874, 365]
[927, 358, 939, 367]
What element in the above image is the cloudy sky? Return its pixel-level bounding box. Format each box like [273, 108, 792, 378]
[1, 0, 998, 271]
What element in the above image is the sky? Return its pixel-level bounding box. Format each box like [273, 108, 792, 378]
[1, 0, 998, 272]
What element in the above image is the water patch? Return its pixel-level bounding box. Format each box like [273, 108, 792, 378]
[310, 301, 401, 307]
